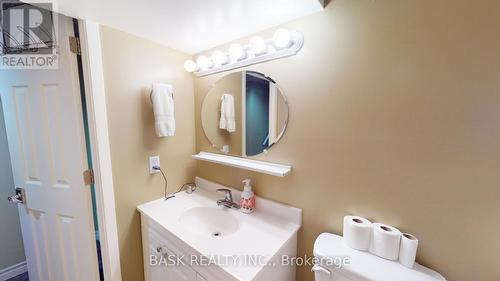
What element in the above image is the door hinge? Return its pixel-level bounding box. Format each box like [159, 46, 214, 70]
[69, 36, 81, 55]
[83, 169, 95, 185]
[8, 187, 25, 204]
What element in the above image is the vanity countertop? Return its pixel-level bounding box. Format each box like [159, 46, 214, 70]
[137, 177, 302, 281]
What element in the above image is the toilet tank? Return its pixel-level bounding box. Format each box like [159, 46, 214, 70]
[313, 233, 447, 281]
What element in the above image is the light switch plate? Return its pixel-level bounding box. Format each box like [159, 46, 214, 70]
[149, 155, 160, 174]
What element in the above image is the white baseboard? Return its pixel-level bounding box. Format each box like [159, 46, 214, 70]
[0, 261, 27, 281]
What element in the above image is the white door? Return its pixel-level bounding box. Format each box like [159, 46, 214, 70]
[0, 14, 100, 281]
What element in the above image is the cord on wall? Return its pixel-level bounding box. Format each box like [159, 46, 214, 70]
[153, 166, 197, 200]
[152, 166, 171, 199]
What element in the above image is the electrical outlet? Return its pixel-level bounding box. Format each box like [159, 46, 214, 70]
[149, 155, 160, 174]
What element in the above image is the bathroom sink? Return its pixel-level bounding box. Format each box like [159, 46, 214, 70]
[179, 206, 239, 237]
[138, 177, 302, 280]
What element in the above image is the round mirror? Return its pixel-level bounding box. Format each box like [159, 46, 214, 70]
[201, 71, 289, 157]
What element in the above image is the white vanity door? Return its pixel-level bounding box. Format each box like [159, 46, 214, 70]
[164, 263, 197, 281]
[149, 246, 197, 281]
[147, 225, 197, 281]
[197, 273, 208, 281]
[142, 216, 218, 281]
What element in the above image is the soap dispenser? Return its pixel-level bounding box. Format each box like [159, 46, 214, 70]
[240, 179, 256, 213]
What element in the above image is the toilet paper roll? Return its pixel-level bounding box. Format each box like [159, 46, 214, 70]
[343, 216, 372, 251]
[399, 233, 418, 268]
[369, 223, 402, 260]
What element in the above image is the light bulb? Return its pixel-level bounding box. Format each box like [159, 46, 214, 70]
[196, 55, 213, 71]
[249, 36, 267, 56]
[212, 50, 228, 66]
[273, 28, 293, 49]
[183, 60, 198, 72]
[229, 43, 247, 62]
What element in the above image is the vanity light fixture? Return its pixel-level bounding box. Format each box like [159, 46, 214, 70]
[196, 55, 213, 71]
[229, 43, 247, 62]
[249, 36, 267, 56]
[183, 60, 198, 72]
[184, 28, 304, 77]
[212, 50, 229, 66]
[273, 28, 293, 49]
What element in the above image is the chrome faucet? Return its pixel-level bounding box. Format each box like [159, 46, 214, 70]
[216, 189, 240, 209]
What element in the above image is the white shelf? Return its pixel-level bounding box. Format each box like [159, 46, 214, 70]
[192, 152, 292, 177]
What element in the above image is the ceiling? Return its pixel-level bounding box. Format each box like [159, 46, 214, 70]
[34, 0, 323, 54]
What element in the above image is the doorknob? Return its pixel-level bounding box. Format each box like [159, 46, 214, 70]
[8, 187, 25, 204]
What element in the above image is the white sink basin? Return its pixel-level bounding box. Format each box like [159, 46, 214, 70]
[179, 206, 239, 237]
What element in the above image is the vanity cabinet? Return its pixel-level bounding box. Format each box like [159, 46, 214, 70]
[148, 245, 197, 281]
[142, 216, 213, 281]
[138, 177, 302, 281]
[197, 274, 208, 281]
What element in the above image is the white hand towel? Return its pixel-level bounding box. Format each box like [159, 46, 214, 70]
[151, 83, 175, 137]
[219, 93, 235, 133]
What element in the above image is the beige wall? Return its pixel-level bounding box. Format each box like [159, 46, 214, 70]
[194, 1, 500, 281]
[201, 71, 242, 154]
[0, 99, 25, 270]
[99, 26, 196, 281]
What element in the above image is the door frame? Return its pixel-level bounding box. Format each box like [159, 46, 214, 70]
[77, 20, 122, 281]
